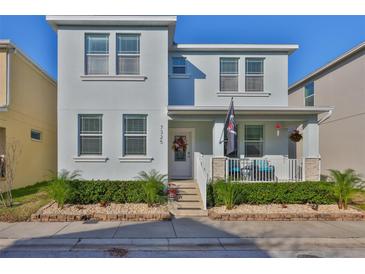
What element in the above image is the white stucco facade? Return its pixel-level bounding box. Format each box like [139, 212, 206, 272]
[48, 16, 330, 181]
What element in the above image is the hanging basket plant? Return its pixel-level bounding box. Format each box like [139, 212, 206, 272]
[289, 129, 303, 142]
[172, 136, 187, 151]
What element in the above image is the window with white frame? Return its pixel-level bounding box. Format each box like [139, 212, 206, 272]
[85, 34, 109, 75]
[78, 114, 103, 155]
[123, 115, 147, 155]
[31, 129, 41, 141]
[304, 82, 314, 106]
[245, 58, 264, 92]
[117, 34, 140, 75]
[244, 125, 264, 157]
[172, 57, 186, 74]
[220, 58, 239, 91]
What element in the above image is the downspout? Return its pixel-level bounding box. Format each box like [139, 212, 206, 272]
[317, 109, 333, 124]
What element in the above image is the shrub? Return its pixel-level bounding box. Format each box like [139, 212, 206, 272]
[135, 169, 167, 184]
[65, 180, 166, 205]
[207, 181, 335, 207]
[216, 182, 238, 209]
[47, 169, 81, 208]
[48, 179, 69, 208]
[329, 169, 362, 209]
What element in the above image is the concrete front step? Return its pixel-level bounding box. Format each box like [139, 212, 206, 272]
[175, 201, 203, 209]
[176, 195, 201, 202]
[177, 188, 200, 195]
[170, 209, 208, 217]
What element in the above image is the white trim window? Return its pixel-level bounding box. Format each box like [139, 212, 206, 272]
[78, 114, 103, 155]
[220, 58, 239, 92]
[85, 34, 109, 75]
[172, 57, 186, 74]
[244, 125, 264, 157]
[304, 82, 314, 106]
[245, 58, 264, 92]
[117, 34, 140, 75]
[123, 114, 147, 155]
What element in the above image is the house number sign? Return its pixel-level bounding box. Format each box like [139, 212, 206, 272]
[160, 125, 164, 144]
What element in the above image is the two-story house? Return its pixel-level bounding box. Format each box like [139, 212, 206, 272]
[47, 16, 331, 189]
[0, 40, 57, 188]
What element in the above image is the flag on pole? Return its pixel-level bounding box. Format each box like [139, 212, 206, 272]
[225, 98, 237, 156]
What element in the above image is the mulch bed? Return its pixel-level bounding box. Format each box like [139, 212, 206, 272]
[31, 202, 171, 222]
[208, 204, 365, 221]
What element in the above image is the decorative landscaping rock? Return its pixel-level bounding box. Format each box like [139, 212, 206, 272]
[31, 202, 171, 222]
[208, 204, 365, 221]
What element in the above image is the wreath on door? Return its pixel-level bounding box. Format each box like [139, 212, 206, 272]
[172, 136, 188, 151]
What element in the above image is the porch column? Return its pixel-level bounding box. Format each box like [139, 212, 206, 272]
[212, 119, 224, 156]
[302, 119, 321, 181]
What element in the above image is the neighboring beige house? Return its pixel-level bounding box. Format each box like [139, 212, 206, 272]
[0, 40, 57, 188]
[289, 41, 365, 178]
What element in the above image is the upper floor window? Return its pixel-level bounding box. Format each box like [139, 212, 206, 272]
[85, 34, 109, 75]
[78, 114, 103, 155]
[304, 82, 314, 106]
[172, 57, 186, 74]
[117, 34, 140, 75]
[123, 114, 147, 155]
[245, 58, 264, 92]
[220, 58, 239, 92]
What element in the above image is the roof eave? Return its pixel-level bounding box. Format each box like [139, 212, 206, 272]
[289, 41, 365, 92]
[170, 44, 299, 54]
[46, 15, 177, 30]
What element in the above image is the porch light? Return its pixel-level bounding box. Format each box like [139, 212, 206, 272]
[275, 122, 282, 136]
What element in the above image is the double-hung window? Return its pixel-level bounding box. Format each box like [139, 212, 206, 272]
[245, 58, 264, 92]
[244, 125, 264, 157]
[85, 34, 109, 75]
[304, 82, 314, 106]
[79, 114, 103, 155]
[220, 58, 239, 91]
[117, 34, 140, 75]
[172, 57, 186, 74]
[123, 115, 147, 155]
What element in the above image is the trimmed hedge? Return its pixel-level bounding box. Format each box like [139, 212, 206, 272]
[65, 180, 166, 204]
[207, 181, 335, 207]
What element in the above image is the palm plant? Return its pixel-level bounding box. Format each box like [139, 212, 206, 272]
[136, 170, 167, 207]
[329, 169, 362, 209]
[48, 169, 82, 208]
[135, 169, 167, 184]
[217, 182, 238, 210]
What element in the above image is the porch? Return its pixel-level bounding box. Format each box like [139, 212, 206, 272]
[168, 106, 329, 182]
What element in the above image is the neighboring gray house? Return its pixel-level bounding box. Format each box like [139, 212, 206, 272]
[47, 16, 331, 196]
[289, 41, 365, 178]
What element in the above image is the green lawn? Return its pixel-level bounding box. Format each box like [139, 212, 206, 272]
[0, 181, 52, 222]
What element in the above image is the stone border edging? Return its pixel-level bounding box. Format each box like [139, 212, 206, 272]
[31, 203, 171, 222]
[208, 210, 365, 221]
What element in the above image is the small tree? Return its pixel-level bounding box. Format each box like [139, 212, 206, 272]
[329, 169, 362, 209]
[0, 139, 22, 207]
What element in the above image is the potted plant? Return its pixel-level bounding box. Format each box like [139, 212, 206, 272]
[167, 188, 178, 201]
[289, 129, 303, 142]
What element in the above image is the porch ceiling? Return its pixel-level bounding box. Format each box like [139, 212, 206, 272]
[167, 106, 333, 116]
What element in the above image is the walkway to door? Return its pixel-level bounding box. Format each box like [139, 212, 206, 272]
[168, 180, 207, 217]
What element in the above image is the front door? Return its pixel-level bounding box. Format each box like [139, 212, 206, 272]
[169, 129, 193, 179]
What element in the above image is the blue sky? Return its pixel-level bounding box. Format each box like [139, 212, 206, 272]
[1, 15, 365, 84]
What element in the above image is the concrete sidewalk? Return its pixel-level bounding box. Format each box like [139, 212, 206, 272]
[1, 218, 365, 257]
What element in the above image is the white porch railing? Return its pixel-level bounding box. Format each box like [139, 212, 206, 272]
[194, 152, 213, 210]
[225, 157, 303, 182]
